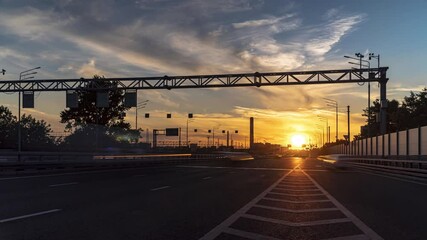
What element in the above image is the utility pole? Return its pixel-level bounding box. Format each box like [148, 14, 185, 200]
[347, 105, 351, 154]
[324, 98, 338, 142]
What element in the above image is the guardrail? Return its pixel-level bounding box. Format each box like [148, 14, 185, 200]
[0, 153, 227, 175]
[319, 155, 427, 179]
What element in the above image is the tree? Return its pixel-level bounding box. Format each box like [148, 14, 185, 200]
[0, 106, 17, 148]
[0, 106, 55, 150]
[403, 88, 427, 127]
[20, 114, 55, 149]
[59, 75, 136, 148]
[60, 75, 131, 131]
[361, 88, 427, 137]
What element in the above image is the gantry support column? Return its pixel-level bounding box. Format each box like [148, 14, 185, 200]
[379, 71, 388, 135]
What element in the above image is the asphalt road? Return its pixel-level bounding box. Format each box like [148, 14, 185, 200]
[1, 157, 427, 239]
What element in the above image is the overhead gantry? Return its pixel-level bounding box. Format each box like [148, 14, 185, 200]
[0, 67, 389, 134]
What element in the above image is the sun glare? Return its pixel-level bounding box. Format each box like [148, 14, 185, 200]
[290, 134, 306, 148]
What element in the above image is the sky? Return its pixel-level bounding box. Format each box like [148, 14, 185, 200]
[0, 0, 426, 147]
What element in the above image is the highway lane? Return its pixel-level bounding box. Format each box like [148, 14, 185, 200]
[302, 159, 427, 240]
[1, 157, 427, 239]
[0, 159, 288, 240]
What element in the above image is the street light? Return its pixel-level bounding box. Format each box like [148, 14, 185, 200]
[324, 98, 338, 142]
[369, 53, 380, 68]
[317, 115, 329, 143]
[18, 67, 40, 161]
[135, 100, 149, 130]
[345, 54, 373, 139]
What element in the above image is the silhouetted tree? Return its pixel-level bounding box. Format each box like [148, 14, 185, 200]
[59, 75, 139, 148]
[20, 114, 55, 148]
[0, 106, 17, 148]
[60, 75, 131, 131]
[361, 88, 427, 137]
[0, 106, 55, 149]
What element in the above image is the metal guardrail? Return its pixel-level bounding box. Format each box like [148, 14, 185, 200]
[319, 155, 427, 179]
[0, 153, 226, 175]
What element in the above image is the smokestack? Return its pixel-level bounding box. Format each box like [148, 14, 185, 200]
[250, 117, 254, 149]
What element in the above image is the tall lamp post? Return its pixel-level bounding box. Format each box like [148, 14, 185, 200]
[317, 116, 329, 144]
[18, 67, 40, 161]
[324, 98, 338, 142]
[135, 100, 149, 130]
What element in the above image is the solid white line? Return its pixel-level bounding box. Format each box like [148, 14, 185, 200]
[302, 170, 383, 240]
[202, 176, 212, 180]
[223, 228, 281, 240]
[0, 209, 62, 223]
[324, 234, 369, 240]
[49, 182, 78, 187]
[262, 197, 330, 203]
[253, 204, 339, 213]
[199, 165, 298, 240]
[241, 214, 350, 227]
[150, 186, 170, 191]
[268, 192, 325, 197]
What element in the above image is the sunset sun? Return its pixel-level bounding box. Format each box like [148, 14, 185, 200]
[290, 134, 306, 148]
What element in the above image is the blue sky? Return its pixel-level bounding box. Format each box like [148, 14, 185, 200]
[0, 0, 426, 145]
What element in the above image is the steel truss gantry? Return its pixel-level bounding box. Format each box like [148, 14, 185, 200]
[0, 67, 389, 134]
[0, 67, 388, 92]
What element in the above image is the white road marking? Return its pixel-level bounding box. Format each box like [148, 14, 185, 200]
[49, 182, 78, 187]
[242, 213, 351, 227]
[199, 165, 299, 240]
[223, 228, 281, 240]
[303, 170, 383, 240]
[202, 176, 212, 180]
[324, 234, 370, 240]
[0, 209, 62, 223]
[268, 192, 325, 197]
[253, 204, 339, 213]
[200, 166, 383, 240]
[274, 187, 320, 191]
[262, 197, 330, 203]
[150, 186, 170, 191]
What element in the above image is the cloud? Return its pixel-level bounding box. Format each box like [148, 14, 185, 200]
[304, 15, 365, 58]
[233, 15, 293, 28]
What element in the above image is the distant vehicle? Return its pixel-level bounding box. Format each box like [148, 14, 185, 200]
[221, 152, 254, 161]
[318, 154, 347, 168]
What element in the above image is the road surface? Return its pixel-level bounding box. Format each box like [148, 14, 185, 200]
[1, 157, 427, 239]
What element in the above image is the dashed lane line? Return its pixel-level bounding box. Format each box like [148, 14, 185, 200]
[150, 186, 170, 191]
[0, 209, 62, 223]
[203, 177, 212, 180]
[49, 182, 78, 187]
